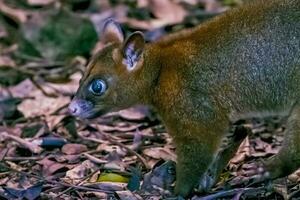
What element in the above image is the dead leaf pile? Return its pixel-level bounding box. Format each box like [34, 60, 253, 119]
[0, 0, 298, 199]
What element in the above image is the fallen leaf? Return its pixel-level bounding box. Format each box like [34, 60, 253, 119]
[0, 1, 28, 24]
[18, 89, 69, 118]
[97, 172, 129, 183]
[65, 160, 97, 183]
[3, 182, 43, 200]
[141, 160, 176, 193]
[118, 106, 150, 121]
[1, 131, 42, 154]
[62, 143, 88, 155]
[38, 157, 73, 176]
[0, 25, 7, 39]
[149, 0, 187, 24]
[143, 147, 176, 161]
[27, 0, 56, 6]
[0, 56, 15, 67]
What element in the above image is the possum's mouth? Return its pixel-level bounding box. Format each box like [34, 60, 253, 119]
[68, 99, 108, 119]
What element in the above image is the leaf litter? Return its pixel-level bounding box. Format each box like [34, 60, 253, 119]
[0, 0, 299, 199]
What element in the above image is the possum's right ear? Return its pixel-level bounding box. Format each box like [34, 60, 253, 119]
[102, 19, 124, 44]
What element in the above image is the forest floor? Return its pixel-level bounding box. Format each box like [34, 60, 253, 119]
[0, 0, 299, 199]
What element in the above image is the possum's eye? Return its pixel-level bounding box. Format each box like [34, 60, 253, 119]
[89, 79, 107, 95]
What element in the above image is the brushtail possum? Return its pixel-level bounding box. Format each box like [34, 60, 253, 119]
[69, 0, 300, 197]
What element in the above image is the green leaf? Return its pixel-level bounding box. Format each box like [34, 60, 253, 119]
[97, 172, 129, 183]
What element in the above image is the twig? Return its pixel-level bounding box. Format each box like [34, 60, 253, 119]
[22, 61, 65, 70]
[80, 125, 150, 169]
[54, 170, 100, 198]
[3, 156, 42, 161]
[74, 190, 84, 200]
[30, 78, 58, 98]
[1, 131, 43, 154]
[49, 180, 114, 194]
[0, 0, 28, 24]
[194, 187, 268, 200]
[103, 135, 150, 170]
[97, 125, 150, 169]
[5, 165, 114, 194]
[83, 153, 108, 164]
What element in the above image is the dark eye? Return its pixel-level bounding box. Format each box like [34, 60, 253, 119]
[89, 79, 107, 95]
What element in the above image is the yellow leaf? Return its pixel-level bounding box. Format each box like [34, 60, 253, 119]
[97, 173, 129, 183]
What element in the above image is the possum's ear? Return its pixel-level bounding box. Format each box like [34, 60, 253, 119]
[102, 19, 124, 44]
[121, 31, 145, 71]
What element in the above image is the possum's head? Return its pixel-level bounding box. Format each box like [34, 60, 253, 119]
[69, 19, 145, 119]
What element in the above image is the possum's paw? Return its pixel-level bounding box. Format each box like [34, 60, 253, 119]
[197, 170, 217, 193]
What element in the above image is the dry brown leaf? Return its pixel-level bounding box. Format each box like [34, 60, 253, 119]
[0, 148, 7, 160]
[0, 56, 15, 67]
[97, 143, 125, 156]
[89, 5, 128, 36]
[18, 89, 69, 117]
[65, 160, 97, 183]
[273, 184, 288, 200]
[289, 169, 300, 182]
[0, 26, 7, 38]
[5, 160, 26, 171]
[136, 0, 149, 7]
[97, 124, 118, 132]
[83, 153, 108, 164]
[1, 131, 43, 154]
[56, 154, 81, 164]
[45, 72, 81, 95]
[115, 124, 142, 133]
[230, 137, 250, 164]
[62, 143, 88, 155]
[38, 157, 74, 176]
[143, 146, 176, 161]
[12, 73, 80, 118]
[253, 138, 268, 151]
[0, 1, 28, 23]
[125, 18, 168, 30]
[288, 171, 300, 183]
[8, 79, 34, 98]
[0, 176, 9, 185]
[118, 106, 149, 121]
[103, 151, 126, 171]
[131, 131, 143, 151]
[149, 0, 187, 24]
[45, 115, 66, 131]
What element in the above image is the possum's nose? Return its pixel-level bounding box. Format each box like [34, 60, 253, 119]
[68, 99, 93, 117]
[68, 100, 81, 116]
[68, 102, 78, 115]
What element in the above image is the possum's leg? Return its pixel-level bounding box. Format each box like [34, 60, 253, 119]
[198, 124, 250, 192]
[259, 105, 300, 180]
